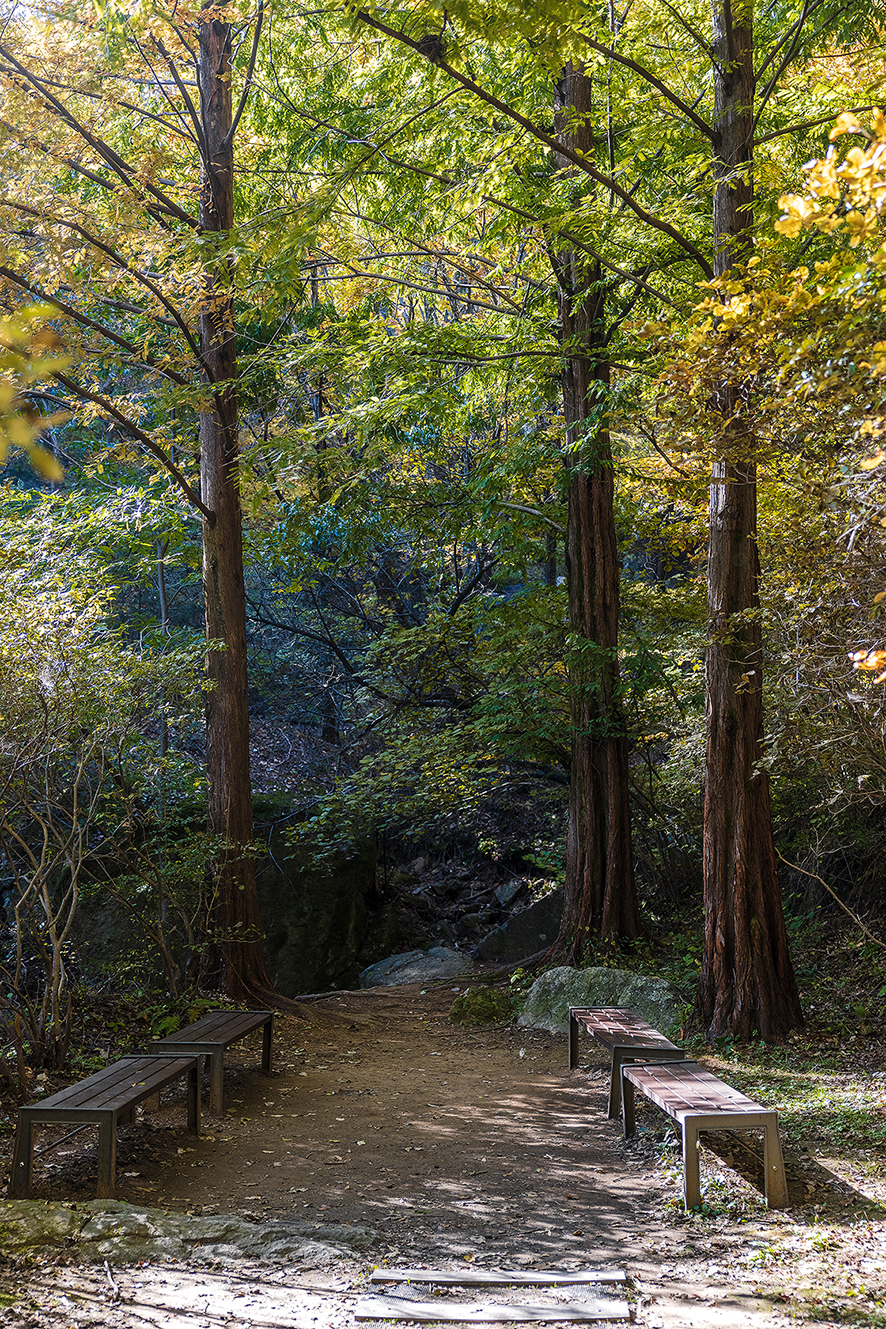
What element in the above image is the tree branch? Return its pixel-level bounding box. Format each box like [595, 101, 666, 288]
[310, 265, 521, 314]
[354, 10, 714, 277]
[272, 100, 687, 308]
[51, 370, 212, 520]
[0, 198, 204, 368]
[0, 45, 198, 230]
[776, 850, 885, 949]
[755, 106, 874, 145]
[579, 34, 714, 140]
[227, 0, 264, 145]
[495, 501, 565, 532]
[152, 38, 206, 150]
[0, 264, 189, 385]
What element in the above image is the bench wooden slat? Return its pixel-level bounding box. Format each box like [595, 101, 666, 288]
[157, 1010, 270, 1045]
[149, 1008, 273, 1114]
[36, 1057, 198, 1112]
[620, 1058, 788, 1211]
[568, 1006, 683, 1117]
[8, 1055, 200, 1201]
[625, 1061, 763, 1118]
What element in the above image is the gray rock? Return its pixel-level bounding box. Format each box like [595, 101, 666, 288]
[359, 946, 474, 988]
[494, 879, 525, 907]
[0, 1199, 376, 1264]
[455, 913, 484, 938]
[517, 965, 685, 1039]
[476, 890, 563, 963]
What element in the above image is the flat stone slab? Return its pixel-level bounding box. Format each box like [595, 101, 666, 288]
[518, 966, 685, 1040]
[370, 1270, 627, 1286]
[355, 1294, 630, 1321]
[360, 946, 474, 988]
[0, 1199, 376, 1263]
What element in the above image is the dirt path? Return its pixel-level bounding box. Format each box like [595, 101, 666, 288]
[4, 987, 884, 1328]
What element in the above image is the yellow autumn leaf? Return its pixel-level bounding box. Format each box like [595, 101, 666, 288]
[830, 111, 863, 140]
[27, 445, 64, 483]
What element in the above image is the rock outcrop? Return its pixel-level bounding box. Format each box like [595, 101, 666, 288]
[518, 965, 685, 1039]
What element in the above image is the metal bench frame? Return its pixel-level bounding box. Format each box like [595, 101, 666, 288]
[149, 1008, 273, 1113]
[568, 1006, 685, 1117]
[8, 1054, 200, 1200]
[621, 1057, 789, 1211]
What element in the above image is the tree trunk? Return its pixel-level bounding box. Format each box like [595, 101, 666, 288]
[552, 65, 640, 959]
[698, 4, 802, 1039]
[199, 10, 275, 1002]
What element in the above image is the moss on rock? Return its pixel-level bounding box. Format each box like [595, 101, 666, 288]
[448, 987, 512, 1025]
[517, 966, 685, 1039]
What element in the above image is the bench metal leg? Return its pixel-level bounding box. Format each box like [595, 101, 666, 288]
[209, 1051, 224, 1115]
[568, 1010, 579, 1070]
[609, 1050, 627, 1118]
[262, 1017, 273, 1075]
[621, 1075, 636, 1137]
[682, 1119, 702, 1210]
[8, 1112, 34, 1199]
[97, 1114, 117, 1198]
[188, 1063, 201, 1134]
[763, 1116, 789, 1208]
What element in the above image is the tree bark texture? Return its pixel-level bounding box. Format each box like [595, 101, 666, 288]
[699, 4, 802, 1039]
[553, 65, 640, 959]
[199, 10, 274, 1002]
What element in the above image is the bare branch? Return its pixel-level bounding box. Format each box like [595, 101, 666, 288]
[776, 850, 885, 949]
[755, 105, 873, 146]
[228, 0, 264, 145]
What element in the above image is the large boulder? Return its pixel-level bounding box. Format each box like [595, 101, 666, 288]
[257, 821, 374, 996]
[359, 946, 475, 988]
[518, 965, 685, 1039]
[476, 889, 563, 963]
[73, 799, 375, 996]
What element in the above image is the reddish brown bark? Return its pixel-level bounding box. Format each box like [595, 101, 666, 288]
[553, 66, 640, 960]
[698, 5, 802, 1039]
[199, 10, 275, 1003]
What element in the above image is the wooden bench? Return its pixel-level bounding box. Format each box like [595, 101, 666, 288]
[568, 1006, 685, 1117]
[149, 1008, 273, 1114]
[7, 1054, 200, 1200]
[621, 1058, 789, 1211]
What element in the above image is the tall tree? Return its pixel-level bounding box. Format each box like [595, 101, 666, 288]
[553, 64, 640, 955]
[197, 5, 275, 1000]
[698, 0, 802, 1039]
[0, 0, 277, 1001]
[344, 0, 867, 1003]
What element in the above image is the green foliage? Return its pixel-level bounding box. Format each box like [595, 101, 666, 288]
[0, 490, 206, 1084]
[448, 986, 513, 1025]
